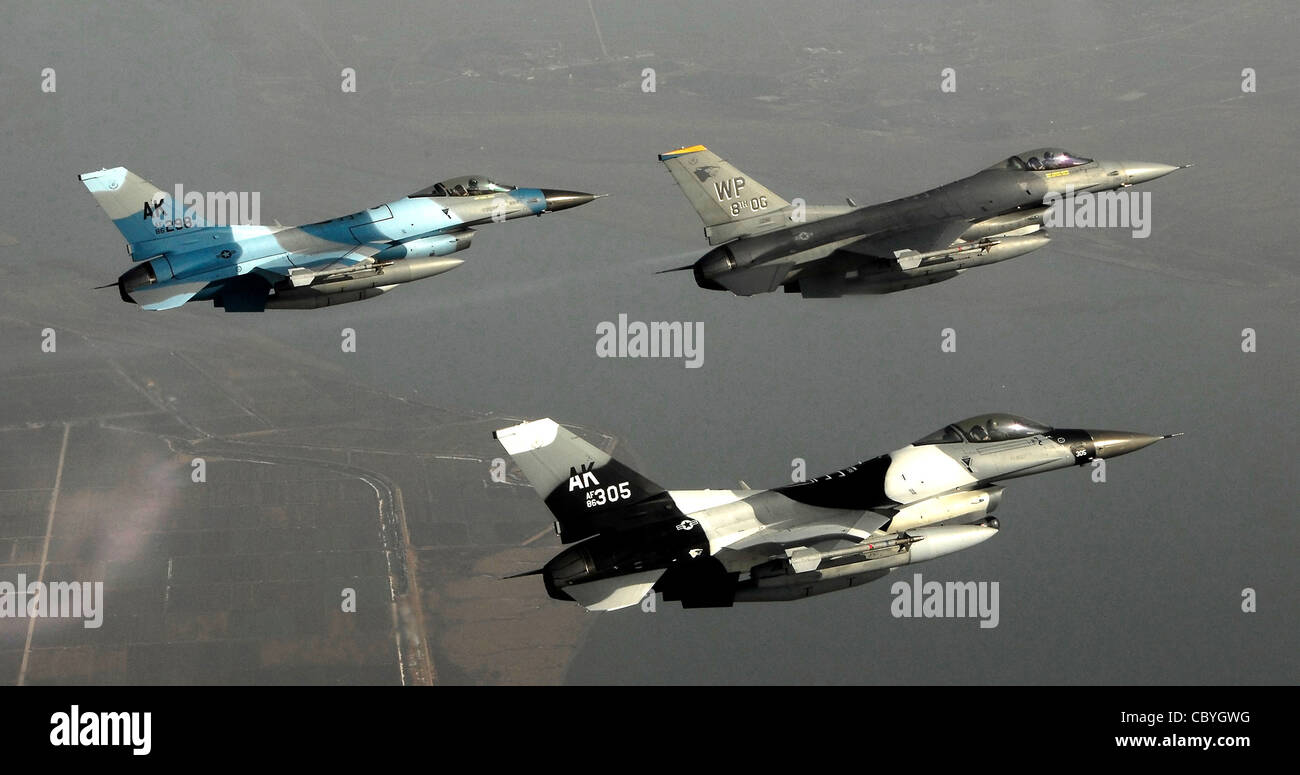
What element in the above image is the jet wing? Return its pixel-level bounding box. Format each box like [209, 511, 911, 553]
[782, 219, 975, 295]
[832, 218, 972, 264]
[716, 510, 891, 560]
[254, 248, 378, 287]
[289, 256, 377, 286]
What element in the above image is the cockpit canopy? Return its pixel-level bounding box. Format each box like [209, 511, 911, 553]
[409, 175, 516, 198]
[914, 413, 1053, 445]
[987, 148, 1093, 173]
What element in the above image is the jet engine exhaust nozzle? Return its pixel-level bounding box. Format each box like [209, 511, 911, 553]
[693, 246, 734, 291]
[117, 262, 157, 304]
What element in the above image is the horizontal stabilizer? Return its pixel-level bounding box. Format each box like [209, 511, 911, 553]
[564, 569, 665, 611]
[141, 290, 201, 311]
[717, 260, 794, 296]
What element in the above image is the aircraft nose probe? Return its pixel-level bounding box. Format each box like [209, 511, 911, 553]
[1089, 431, 1184, 459]
[1118, 162, 1192, 186]
[539, 190, 605, 213]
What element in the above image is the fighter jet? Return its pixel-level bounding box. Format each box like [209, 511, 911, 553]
[80, 167, 600, 311]
[494, 414, 1179, 610]
[657, 145, 1186, 297]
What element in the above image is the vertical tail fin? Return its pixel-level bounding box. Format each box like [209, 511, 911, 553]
[494, 418, 673, 543]
[658, 145, 790, 245]
[79, 167, 210, 258]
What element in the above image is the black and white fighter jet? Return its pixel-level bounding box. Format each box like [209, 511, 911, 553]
[494, 415, 1179, 611]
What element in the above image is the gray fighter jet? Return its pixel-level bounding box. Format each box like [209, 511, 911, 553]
[657, 145, 1186, 296]
[495, 414, 1179, 610]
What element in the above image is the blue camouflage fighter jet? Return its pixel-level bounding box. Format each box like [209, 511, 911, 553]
[80, 167, 601, 311]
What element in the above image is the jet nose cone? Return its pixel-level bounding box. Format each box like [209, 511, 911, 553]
[539, 189, 600, 212]
[1088, 430, 1180, 459]
[1120, 162, 1181, 186]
